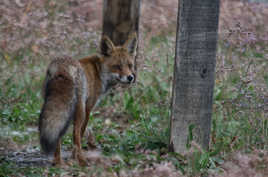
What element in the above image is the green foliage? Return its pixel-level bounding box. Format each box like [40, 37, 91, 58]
[0, 76, 42, 129]
[0, 161, 44, 177]
[0, 32, 267, 176]
[0, 161, 14, 176]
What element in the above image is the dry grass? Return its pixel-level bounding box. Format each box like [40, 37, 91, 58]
[0, 0, 267, 176]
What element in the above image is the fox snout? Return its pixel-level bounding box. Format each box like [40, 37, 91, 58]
[118, 73, 135, 84]
[127, 74, 134, 82]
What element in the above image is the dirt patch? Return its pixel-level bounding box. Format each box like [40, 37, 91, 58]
[209, 151, 268, 177]
[2, 148, 52, 167]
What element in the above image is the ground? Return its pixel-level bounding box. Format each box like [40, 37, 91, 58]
[0, 0, 267, 176]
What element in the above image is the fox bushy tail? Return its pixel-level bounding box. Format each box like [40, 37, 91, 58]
[39, 74, 77, 154]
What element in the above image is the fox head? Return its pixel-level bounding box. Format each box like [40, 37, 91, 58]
[100, 33, 137, 85]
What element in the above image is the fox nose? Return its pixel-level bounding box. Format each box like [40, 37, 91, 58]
[127, 75, 134, 82]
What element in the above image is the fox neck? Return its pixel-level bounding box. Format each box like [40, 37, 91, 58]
[99, 65, 118, 94]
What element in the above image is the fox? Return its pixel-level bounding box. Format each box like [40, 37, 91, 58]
[39, 33, 137, 166]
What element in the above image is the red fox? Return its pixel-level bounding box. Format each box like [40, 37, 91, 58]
[39, 33, 137, 166]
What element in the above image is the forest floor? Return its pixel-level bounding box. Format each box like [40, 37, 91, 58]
[0, 0, 267, 176]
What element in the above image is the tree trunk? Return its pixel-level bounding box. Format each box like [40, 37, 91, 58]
[247, 0, 268, 3]
[169, 0, 220, 153]
[102, 0, 141, 72]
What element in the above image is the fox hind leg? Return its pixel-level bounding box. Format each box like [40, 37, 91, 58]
[52, 140, 63, 166]
[72, 100, 88, 166]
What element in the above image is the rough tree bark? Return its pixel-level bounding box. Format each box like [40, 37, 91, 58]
[247, 0, 268, 3]
[102, 0, 141, 72]
[169, 0, 220, 152]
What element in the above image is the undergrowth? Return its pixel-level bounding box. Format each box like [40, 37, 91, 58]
[0, 1, 267, 176]
[0, 32, 267, 176]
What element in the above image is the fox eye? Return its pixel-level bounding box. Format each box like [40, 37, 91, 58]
[113, 64, 121, 70]
[128, 64, 133, 68]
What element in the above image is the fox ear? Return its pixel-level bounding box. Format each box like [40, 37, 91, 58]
[123, 33, 137, 56]
[101, 35, 115, 56]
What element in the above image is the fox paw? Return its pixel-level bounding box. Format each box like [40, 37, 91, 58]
[72, 148, 88, 166]
[78, 155, 88, 166]
[87, 140, 97, 150]
[52, 158, 66, 167]
[85, 130, 97, 150]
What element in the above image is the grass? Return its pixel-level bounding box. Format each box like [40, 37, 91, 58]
[0, 1, 267, 175]
[0, 32, 267, 176]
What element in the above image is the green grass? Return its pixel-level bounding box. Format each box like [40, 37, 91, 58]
[0, 75, 42, 129]
[0, 32, 267, 176]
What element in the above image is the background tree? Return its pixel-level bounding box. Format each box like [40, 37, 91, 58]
[247, 0, 268, 3]
[169, 0, 220, 152]
[102, 0, 141, 72]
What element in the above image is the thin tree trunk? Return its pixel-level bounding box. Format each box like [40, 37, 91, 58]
[170, 0, 220, 152]
[102, 0, 141, 72]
